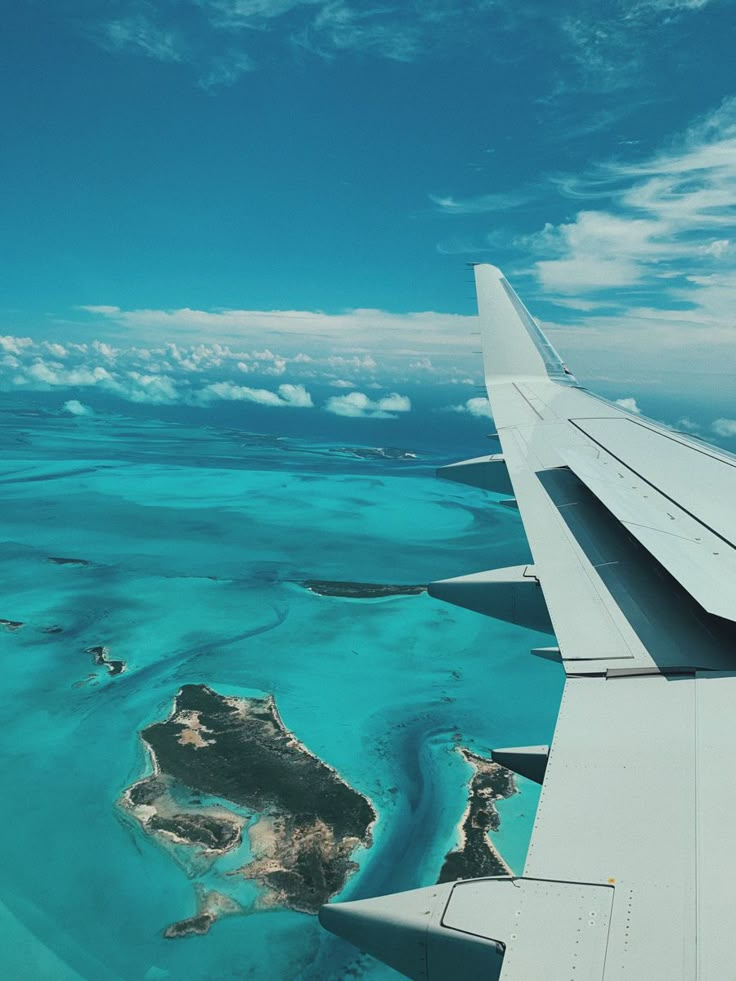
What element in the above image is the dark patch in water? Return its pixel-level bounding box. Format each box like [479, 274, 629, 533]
[302, 580, 426, 598]
[48, 556, 91, 566]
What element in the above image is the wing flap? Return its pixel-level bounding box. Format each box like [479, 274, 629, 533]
[564, 443, 736, 622]
[572, 417, 736, 546]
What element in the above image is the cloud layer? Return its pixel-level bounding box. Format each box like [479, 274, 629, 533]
[76, 0, 728, 92]
[0, 334, 419, 416]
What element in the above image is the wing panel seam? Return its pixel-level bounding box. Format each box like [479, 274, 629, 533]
[569, 419, 736, 552]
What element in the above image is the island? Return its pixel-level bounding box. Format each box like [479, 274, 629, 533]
[85, 645, 126, 675]
[336, 446, 418, 461]
[121, 684, 375, 934]
[0, 618, 24, 631]
[438, 749, 515, 883]
[301, 580, 426, 598]
[48, 556, 91, 566]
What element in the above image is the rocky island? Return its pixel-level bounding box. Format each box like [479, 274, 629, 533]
[439, 749, 515, 882]
[85, 645, 125, 675]
[121, 684, 375, 934]
[302, 580, 426, 598]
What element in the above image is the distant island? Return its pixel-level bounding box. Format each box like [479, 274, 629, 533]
[438, 749, 515, 882]
[302, 580, 427, 598]
[337, 446, 418, 461]
[47, 556, 91, 566]
[121, 684, 375, 935]
[85, 645, 125, 676]
[0, 618, 24, 631]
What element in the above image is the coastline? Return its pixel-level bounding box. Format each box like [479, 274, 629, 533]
[120, 684, 377, 931]
[438, 748, 515, 882]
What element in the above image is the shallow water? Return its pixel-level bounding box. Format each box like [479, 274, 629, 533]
[0, 402, 564, 980]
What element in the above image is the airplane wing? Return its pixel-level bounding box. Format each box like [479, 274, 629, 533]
[319, 264, 736, 980]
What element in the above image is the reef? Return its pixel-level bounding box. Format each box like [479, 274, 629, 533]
[121, 684, 375, 932]
[438, 749, 516, 883]
[302, 580, 426, 598]
[85, 645, 126, 676]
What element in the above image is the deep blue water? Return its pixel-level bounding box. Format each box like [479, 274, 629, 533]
[0, 391, 577, 979]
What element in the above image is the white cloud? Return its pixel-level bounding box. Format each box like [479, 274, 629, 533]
[63, 400, 94, 417]
[43, 342, 68, 358]
[0, 336, 33, 355]
[125, 372, 180, 404]
[83, 0, 488, 88]
[535, 212, 665, 292]
[296, 3, 421, 61]
[0, 330, 461, 409]
[615, 397, 642, 414]
[197, 381, 314, 407]
[324, 391, 411, 419]
[712, 418, 736, 437]
[97, 15, 184, 63]
[81, 305, 121, 315]
[76, 303, 474, 365]
[74, 0, 721, 99]
[26, 362, 115, 388]
[533, 98, 736, 302]
[430, 192, 530, 215]
[558, 0, 717, 94]
[700, 239, 730, 258]
[676, 416, 701, 432]
[2, 348, 183, 405]
[632, 0, 712, 10]
[443, 397, 493, 418]
[197, 0, 320, 26]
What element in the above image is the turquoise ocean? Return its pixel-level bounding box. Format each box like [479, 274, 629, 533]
[0, 393, 565, 980]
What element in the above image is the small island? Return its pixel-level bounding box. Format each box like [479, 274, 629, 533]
[337, 446, 418, 461]
[302, 580, 426, 599]
[85, 645, 126, 676]
[0, 618, 24, 631]
[438, 749, 515, 883]
[121, 684, 375, 934]
[48, 556, 91, 566]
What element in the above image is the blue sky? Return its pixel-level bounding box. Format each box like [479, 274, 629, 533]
[1, 0, 735, 430]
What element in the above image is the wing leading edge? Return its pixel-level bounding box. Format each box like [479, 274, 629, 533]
[320, 265, 736, 980]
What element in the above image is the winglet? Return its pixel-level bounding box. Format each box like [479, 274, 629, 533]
[475, 265, 576, 385]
